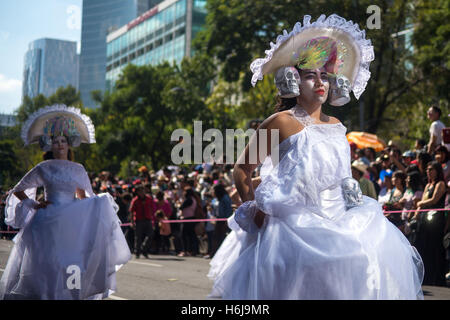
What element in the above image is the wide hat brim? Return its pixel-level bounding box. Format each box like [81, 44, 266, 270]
[21, 104, 96, 146]
[250, 14, 375, 100]
[262, 27, 361, 86]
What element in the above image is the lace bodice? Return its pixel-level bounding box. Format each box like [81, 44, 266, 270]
[12, 160, 94, 204]
[256, 106, 351, 217]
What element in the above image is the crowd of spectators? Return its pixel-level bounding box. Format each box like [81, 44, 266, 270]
[86, 163, 236, 260]
[349, 106, 450, 286]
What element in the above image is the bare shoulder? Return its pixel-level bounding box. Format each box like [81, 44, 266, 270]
[259, 110, 302, 131]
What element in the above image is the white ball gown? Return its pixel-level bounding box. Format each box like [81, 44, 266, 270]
[208, 107, 424, 300]
[0, 159, 131, 300]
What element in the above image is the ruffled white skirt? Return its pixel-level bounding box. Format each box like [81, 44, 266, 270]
[0, 194, 131, 300]
[208, 196, 424, 300]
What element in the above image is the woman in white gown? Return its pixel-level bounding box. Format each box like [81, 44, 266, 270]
[208, 14, 424, 300]
[0, 105, 131, 300]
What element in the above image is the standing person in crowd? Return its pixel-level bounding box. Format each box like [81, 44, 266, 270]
[211, 183, 233, 257]
[414, 139, 427, 156]
[400, 171, 424, 238]
[349, 142, 358, 161]
[417, 151, 433, 187]
[364, 147, 377, 164]
[130, 185, 155, 259]
[356, 149, 370, 166]
[177, 188, 199, 257]
[427, 105, 446, 154]
[351, 160, 377, 200]
[120, 192, 134, 253]
[378, 170, 394, 206]
[434, 145, 450, 183]
[368, 162, 381, 197]
[153, 190, 173, 253]
[389, 148, 406, 173]
[402, 150, 416, 168]
[413, 161, 447, 286]
[383, 170, 407, 230]
[203, 194, 216, 259]
[155, 210, 171, 254]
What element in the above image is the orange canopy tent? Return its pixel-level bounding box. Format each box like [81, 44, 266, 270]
[346, 131, 386, 152]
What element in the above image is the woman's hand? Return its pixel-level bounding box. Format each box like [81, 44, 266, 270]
[34, 200, 51, 209]
[254, 209, 266, 228]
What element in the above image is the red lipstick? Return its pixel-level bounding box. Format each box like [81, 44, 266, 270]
[315, 89, 325, 95]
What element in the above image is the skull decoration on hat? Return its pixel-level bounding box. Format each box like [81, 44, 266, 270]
[251, 14, 375, 106]
[329, 74, 352, 106]
[21, 104, 95, 151]
[274, 66, 301, 98]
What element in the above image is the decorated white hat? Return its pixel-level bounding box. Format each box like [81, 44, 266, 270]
[250, 14, 375, 100]
[21, 104, 96, 151]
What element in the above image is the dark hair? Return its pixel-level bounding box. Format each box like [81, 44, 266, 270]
[417, 151, 433, 172]
[121, 192, 132, 202]
[431, 105, 442, 118]
[406, 164, 420, 174]
[416, 139, 427, 148]
[184, 187, 195, 199]
[156, 191, 164, 201]
[43, 149, 74, 161]
[392, 170, 407, 190]
[434, 145, 449, 162]
[213, 183, 228, 200]
[407, 171, 422, 192]
[275, 96, 298, 112]
[427, 160, 445, 183]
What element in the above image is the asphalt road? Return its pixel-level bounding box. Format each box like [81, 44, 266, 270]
[1, 239, 449, 300]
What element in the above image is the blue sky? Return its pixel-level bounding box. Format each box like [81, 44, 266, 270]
[0, 0, 82, 114]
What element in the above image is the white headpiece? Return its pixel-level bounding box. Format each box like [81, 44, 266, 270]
[250, 14, 375, 103]
[21, 104, 96, 151]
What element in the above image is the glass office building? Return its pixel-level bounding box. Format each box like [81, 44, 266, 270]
[105, 0, 206, 90]
[79, 0, 157, 108]
[22, 38, 78, 100]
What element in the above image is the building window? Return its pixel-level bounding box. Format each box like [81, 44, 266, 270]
[155, 38, 163, 48]
[165, 33, 173, 43]
[175, 27, 185, 38]
[155, 27, 164, 37]
[145, 44, 153, 52]
[176, 16, 185, 25]
[145, 33, 154, 42]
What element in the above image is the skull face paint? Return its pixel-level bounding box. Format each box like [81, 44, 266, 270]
[329, 74, 351, 106]
[275, 66, 301, 98]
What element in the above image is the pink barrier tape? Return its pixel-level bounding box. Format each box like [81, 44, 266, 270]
[161, 218, 228, 223]
[383, 208, 448, 214]
[1, 209, 448, 234]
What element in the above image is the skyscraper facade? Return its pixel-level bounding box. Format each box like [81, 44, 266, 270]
[22, 38, 78, 100]
[105, 0, 206, 91]
[79, 0, 159, 108]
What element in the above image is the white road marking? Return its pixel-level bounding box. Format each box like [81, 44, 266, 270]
[129, 260, 163, 268]
[108, 294, 128, 300]
[0, 268, 5, 272]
